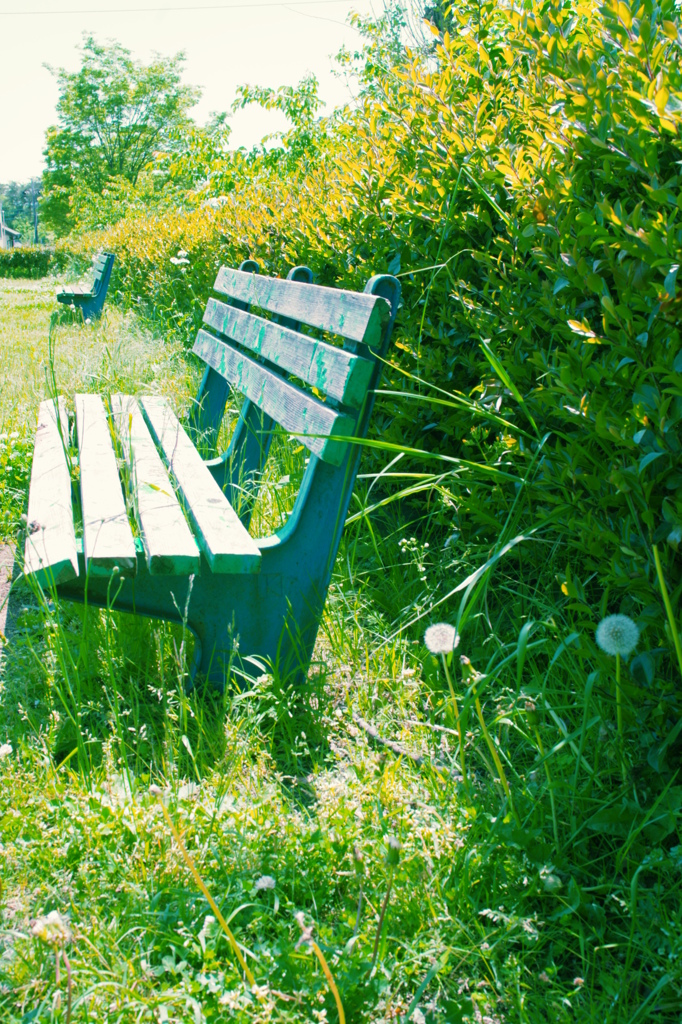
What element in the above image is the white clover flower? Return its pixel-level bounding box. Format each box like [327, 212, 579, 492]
[0, 743, 12, 759]
[424, 622, 460, 655]
[254, 875, 276, 891]
[596, 614, 640, 658]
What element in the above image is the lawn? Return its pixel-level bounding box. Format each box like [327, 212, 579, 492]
[0, 279, 679, 1023]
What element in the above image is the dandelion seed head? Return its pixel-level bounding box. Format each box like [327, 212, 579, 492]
[385, 835, 402, 867]
[31, 911, 72, 947]
[424, 622, 459, 655]
[596, 614, 639, 658]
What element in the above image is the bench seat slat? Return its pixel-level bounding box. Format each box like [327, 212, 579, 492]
[203, 298, 374, 408]
[76, 394, 137, 573]
[193, 330, 357, 466]
[111, 395, 201, 576]
[140, 396, 261, 574]
[59, 286, 89, 296]
[24, 398, 79, 586]
[214, 267, 390, 347]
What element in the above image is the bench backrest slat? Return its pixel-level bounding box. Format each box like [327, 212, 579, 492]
[202, 297, 374, 408]
[193, 329, 357, 466]
[214, 267, 390, 347]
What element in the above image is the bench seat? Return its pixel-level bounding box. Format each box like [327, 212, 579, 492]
[25, 262, 400, 687]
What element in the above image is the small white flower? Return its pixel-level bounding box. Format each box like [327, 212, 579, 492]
[31, 910, 72, 946]
[0, 743, 12, 759]
[596, 614, 639, 658]
[424, 622, 460, 655]
[170, 256, 190, 266]
[177, 249, 189, 259]
[254, 875, 276, 891]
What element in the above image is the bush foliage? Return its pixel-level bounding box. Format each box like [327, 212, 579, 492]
[0, 247, 53, 279]
[82, 0, 682, 617]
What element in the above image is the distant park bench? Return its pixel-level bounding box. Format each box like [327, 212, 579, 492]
[57, 252, 115, 321]
[24, 260, 400, 686]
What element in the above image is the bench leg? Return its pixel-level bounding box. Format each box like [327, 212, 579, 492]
[55, 551, 322, 691]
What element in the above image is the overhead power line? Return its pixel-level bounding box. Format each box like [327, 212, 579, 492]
[0, 0, 358, 13]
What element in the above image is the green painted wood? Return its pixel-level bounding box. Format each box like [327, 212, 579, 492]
[213, 267, 390, 347]
[57, 253, 115, 319]
[193, 329, 357, 466]
[140, 396, 262, 574]
[24, 397, 79, 587]
[111, 395, 201, 576]
[75, 393, 137, 573]
[202, 298, 374, 408]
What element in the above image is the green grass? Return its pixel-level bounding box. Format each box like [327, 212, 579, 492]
[1, 280, 681, 1023]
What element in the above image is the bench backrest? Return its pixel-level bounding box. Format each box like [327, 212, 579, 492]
[91, 252, 115, 297]
[190, 262, 401, 537]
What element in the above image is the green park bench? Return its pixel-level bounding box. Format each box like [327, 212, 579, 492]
[56, 252, 115, 321]
[24, 260, 400, 686]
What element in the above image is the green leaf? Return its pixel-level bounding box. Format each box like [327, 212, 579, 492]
[663, 264, 679, 298]
[639, 451, 665, 473]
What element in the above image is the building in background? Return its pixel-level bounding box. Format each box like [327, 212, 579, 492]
[0, 205, 20, 249]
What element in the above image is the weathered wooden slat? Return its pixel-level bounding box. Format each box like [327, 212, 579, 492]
[111, 395, 201, 576]
[193, 330, 357, 466]
[75, 394, 137, 573]
[213, 267, 390, 347]
[203, 298, 374, 408]
[140, 396, 262, 574]
[24, 397, 79, 586]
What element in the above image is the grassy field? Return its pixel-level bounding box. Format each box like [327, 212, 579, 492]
[0, 279, 680, 1023]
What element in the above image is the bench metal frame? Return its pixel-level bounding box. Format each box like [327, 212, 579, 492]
[26, 262, 400, 687]
[57, 252, 115, 322]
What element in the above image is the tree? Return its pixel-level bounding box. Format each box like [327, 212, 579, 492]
[42, 36, 199, 234]
[0, 179, 42, 243]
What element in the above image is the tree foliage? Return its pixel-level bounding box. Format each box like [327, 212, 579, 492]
[42, 36, 199, 234]
[0, 179, 42, 243]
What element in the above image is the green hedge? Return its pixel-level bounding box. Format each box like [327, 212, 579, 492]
[0, 246, 100, 280]
[0, 247, 53, 279]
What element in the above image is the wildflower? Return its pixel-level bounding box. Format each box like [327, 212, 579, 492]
[353, 845, 364, 876]
[254, 875, 276, 891]
[596, 614, 639, 658]
[31, 910, 72, 947]
[385, 836, 402, 868]
[424, 622, 460, 655]
[0, 743, 12, 758]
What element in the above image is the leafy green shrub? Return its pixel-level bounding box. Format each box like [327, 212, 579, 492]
[0, 247, 53, 279]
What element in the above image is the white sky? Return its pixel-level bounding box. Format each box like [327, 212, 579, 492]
[0, 0, 385, 182]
